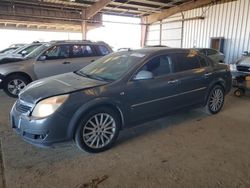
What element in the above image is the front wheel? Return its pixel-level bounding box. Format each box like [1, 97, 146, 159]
[3, 74, 30, 98]
[75, 107, 121, 153]
[205, 85, 225, 115]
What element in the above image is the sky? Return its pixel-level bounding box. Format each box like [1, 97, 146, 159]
[0, 15, 141, 51]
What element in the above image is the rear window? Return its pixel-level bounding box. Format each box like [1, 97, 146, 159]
[97, 45, 111, 56]
[199, 56, 209, 67]
[71, 44, 94, 57]
[173, 52, 201, 72]
[207, 49, 217, 56]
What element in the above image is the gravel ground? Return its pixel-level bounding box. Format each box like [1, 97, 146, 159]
[0, 91, 250, 188]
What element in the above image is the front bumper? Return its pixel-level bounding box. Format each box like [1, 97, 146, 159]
[10, 101, 73, 147]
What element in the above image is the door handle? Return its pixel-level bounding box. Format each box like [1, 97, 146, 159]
[91, 59, 95, 62]
[204, 72, 213, 77]
[62, 61, 71, 64]
[167, 79, 179, 84]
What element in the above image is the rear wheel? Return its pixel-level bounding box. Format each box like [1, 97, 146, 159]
[75, 107, 121, 153]
[205, 85, 225, 114]
[3, 74, 30, 98]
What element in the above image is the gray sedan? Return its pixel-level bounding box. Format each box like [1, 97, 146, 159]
[10, 48, 232, 153]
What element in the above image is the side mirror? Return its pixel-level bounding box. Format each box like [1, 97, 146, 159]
[38, 55, 46, 61]
[242, 51, 249, 56]
[134, 70, 153, 81]
[21, 50, 27, 56]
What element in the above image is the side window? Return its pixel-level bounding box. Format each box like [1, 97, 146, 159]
[207, 49, 217, 56]
[97, 45, 110, 56]
[199, 49, 207, 56]
[173, 53, 201, 72]
[71, 44, 94, 58]
[140, 55, 172, 77]
[199, 56, 209, 67]
[43, 45, 70, 60]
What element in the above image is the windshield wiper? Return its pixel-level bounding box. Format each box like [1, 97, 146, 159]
[76, 71, 112, 82]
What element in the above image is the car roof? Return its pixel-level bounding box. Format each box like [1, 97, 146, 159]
[192, 48, 218, 51]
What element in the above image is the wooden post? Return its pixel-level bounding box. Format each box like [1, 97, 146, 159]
[141, 17, 148, 47]
[159, 20, 162, 45]
[81, 21, 87, 40]
[81, 9, 87, 40]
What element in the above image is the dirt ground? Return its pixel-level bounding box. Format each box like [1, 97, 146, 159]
[0, 90, 250, 188]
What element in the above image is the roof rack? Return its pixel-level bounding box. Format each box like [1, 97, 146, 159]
[50, 40, 93, 43]
[117, 48, 132, 52]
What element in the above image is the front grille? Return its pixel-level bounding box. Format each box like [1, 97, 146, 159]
[237, 65, 250, 72]
[16, 101, 32, 113]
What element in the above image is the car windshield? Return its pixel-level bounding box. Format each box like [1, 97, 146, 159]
[25, 43, 51, 58]
[78, 51, 146, 81]
[12, 46, 26, 54]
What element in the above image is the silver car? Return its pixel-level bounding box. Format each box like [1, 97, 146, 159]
[0, 40, 112, 97]
[0, 42, 43, 60]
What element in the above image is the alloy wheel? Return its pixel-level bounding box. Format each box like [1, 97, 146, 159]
[7, 79, 27, 95]
[82, 113, 116, 149]
[209, 88, 224, 112]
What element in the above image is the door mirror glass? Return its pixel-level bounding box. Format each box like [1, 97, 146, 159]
[38, 55, 47, 61]
[134, 70, 153, 81]
[21, 50, 27, 56]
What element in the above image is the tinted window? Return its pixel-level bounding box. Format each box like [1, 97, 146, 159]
[97, 45, 110, 56]
[199, 56, 209, 67]
[43, 45, 70, 60]
[141, 55, 172, 77]
[207, 49, 217, 55]
[71, 44, 94, 58]
[199, 49, 207, 56]
[174, 52, 201, 72]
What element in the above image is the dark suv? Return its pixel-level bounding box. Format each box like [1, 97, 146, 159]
[10, 48, 232, 153]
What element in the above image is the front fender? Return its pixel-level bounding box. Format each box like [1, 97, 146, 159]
[67, 97, 126, 139]
[0, 60, 36, 80]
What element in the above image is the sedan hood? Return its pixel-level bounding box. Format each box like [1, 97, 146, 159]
[19, 72, 108, 104]
[237, 56, 250, 66]
[0, 57, 25, 64]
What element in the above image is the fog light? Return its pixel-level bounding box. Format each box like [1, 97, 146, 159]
[0, 79, 2, 83]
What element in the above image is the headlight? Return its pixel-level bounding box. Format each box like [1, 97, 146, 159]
[32, 94, 69, 118]
[229, 64, 237, 71]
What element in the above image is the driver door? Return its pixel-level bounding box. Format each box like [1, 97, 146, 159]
[34, 44, 72, 79]
[124, 54, 181, 123]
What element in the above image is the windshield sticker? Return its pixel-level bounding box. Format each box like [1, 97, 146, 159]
[130, 53, 145, 58]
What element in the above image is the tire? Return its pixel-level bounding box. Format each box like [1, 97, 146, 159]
[74, 107, 121, 153]
[204, 85, 225, 115]
[234, 88, 245, 97]
[3, 74, 30, 98]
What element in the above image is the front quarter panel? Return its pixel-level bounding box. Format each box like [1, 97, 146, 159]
[61, 86, 126, 139]
[0, 59, 37, 80]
